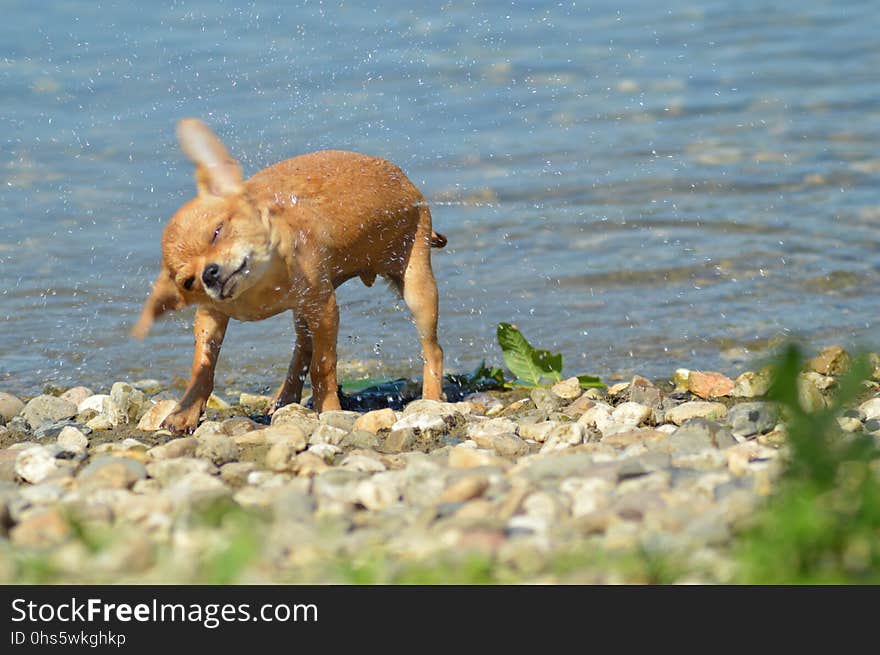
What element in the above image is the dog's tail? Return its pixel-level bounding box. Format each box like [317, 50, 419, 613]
[430, 231, 447, 248]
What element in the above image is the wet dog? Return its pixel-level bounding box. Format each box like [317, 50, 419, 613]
[133, 119, 445, 433]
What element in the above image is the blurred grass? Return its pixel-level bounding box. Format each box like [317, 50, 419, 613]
[734, 343, 880, 583]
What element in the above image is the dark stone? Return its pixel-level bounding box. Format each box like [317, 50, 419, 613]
[726, 402, 778, 437]
[33, 420, 92, 440]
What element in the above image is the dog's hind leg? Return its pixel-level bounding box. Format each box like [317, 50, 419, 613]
[270, 314, 312, 413]
[395, 223, 444, 401]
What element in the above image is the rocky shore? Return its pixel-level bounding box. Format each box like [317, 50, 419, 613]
[0, 345, 876, 583]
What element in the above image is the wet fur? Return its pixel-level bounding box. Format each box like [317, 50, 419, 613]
[133, 118, 445, 433]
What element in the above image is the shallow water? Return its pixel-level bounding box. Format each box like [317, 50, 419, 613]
[2, 1, 880, 396]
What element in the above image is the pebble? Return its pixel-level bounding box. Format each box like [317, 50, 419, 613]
[380, 429, 417, 453]
[463, 392, 505, 415]
[539, 423, 586, 452]
[530, 388, 565, 413]
[797, 374, 828, 412]
[132, 379, 163, 394]
[392, 412, 447, 433]
[353, 408, 397, 433]
[809, 345, 850, 375]
[667, 419, 738, 453]
[577, 402, 615, 434]
[271, 403, 318, 426]
[165, 471, 228, 501]
[78, 395, 122, 430]
[206, 393, 231, 410]
[145, 457, 216, 485]
[319, 410, 362, 432]
[402, 399, 468, 417]
[479, 432, 530, 457]
[308, 424, 349, 446]
[0, 392, 25, 422]
[195, 433, 240, 466]
[338, 453, 386, 473]
[726, 402, 778, 437]
[110, 382, 146, 423]
[859, 397, 880, 421]
[148, 437, 198, 460]
[437, 475, 489, 504]
[467, 417, 518, 439]
[22, 395, 78, 429]
[448, 446, 508, 469]
[10, 507, 70, 547]
[627, 375, 664, 410]
[15, 445, 70, 484]
[665, 401, 728, 425]
[292, 451, 330, 477]
[564, 394, 596, 416]
[220, 416, 260, 436]
[239, 392, 270, 412]
[342, 430, 381, 450]
[56, 426, 89, 454]
[731, 370, 771, 398]
[136, 400, 178, 431]
[611, 401, 652, 427]
[78, 456, 147, 490]
[517, 421, 558, 442]
[354, 474, 401, 511]
[265, 443, 299, 472]
[58, 386, 94, 407]
[263, 424, 308, 450]
[687, 371, 735, 399]
[551, 377, 583, 400]
[220, 462, 258, 486]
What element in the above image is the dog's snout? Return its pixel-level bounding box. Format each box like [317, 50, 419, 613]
[202, 263, 221, 287]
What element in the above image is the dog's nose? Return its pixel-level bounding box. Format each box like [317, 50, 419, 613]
[202, 263, 221, 287]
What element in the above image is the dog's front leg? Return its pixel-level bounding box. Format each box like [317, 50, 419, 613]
[162, 305, 229, 433]
[269, 315, 312, 414]
[304, 290, 341, 413]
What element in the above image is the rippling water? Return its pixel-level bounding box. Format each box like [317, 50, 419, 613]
[2, 0, 880, 396]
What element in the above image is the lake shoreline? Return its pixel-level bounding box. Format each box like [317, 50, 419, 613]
[0, 343, 876, 583]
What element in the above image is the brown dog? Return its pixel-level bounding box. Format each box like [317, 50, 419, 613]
[132, 118, 445, 433]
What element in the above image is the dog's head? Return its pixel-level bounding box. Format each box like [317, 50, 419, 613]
[132, 119, 275, 339]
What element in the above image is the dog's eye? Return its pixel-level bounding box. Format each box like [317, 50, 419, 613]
[211, 224, 223, 244]
[183, 276, 195, 291]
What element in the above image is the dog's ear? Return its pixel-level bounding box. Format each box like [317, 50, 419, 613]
[177, 118, 244, 198]
[131, 267, 187, 340]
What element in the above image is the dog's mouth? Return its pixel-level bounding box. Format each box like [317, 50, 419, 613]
[217, 257, 249, 300]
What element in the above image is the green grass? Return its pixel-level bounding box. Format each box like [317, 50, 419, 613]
[734, 344, 880, 583]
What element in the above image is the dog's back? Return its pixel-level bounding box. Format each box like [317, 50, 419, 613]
[248, 150, 441, 285]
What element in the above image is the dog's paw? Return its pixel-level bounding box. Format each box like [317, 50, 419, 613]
[160, 406, 202, 434]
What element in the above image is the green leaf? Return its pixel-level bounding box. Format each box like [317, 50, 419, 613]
[496, 322, 563, 386]
[532, 349, 564, 382]
[576, 375, 607, 390]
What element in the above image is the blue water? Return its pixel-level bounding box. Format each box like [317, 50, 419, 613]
[2, 0, 880, 396]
